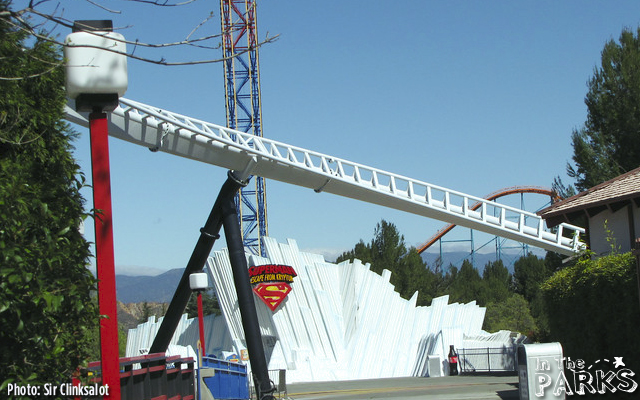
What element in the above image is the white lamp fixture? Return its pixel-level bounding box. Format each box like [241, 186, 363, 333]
[189, 272, 209, 291]
[64, 20, 127, 112]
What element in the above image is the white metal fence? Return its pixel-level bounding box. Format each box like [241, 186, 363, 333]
[458, 347, 517, 373]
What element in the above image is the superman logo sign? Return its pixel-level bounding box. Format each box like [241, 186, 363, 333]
[250, 264, 296, 311]
[253, 282, 292, 311]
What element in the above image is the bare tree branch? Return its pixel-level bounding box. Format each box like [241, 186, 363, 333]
[1, 1, 278, 69]
[185, 11, 215, 42]
[26, 7, 226, 49]
[120, 0, 199, 6]
[0, 63, 61, 80]
[7, 12, 278, 66]
[84, 0, 122, 14]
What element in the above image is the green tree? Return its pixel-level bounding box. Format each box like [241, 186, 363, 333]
[369, 220, 407, 276]
[481, 260, 512, 304]
[564, 27, 640, 192]
[483, 294, 537, 334]
[0, 0, 98, 393]
[337, 239, 372, 266]
[140, 301, 152, 323]
[85, 322, 128, 360]
[513, 254, 549, 302]
[512, 253, 554, 339]
[400, 248, 437, 306]
[428, 257, 450, 299]
[186, 289, 221, 319]
[447, 260, 484, 304]
[337, 220, 406, 276]
[337, 220, 434, 305]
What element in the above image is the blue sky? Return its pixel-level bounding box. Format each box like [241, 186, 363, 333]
[40, 0, 640, 274]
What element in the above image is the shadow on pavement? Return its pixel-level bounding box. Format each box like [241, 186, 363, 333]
[497, 382, 519, 400]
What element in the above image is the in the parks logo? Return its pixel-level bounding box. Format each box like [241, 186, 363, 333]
[249, 264, 297, 311]
[532, 356, 637, 397]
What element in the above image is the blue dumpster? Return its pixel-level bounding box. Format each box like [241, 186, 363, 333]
[201, 356, 249, 400]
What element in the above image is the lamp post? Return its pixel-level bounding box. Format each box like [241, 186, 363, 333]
[189, 272, 209, 357]
[189, 272, 208, 400]
[64, 19, 127, 400]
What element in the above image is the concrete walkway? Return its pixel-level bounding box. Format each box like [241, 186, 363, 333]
[286, 375, 520, 400]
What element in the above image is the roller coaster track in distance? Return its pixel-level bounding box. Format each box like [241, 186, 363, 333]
[417, 186, 560, 254]
[64, 98, 585, 256]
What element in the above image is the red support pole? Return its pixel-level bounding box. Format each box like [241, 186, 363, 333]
[89, 112, 121, 400]
[197, 292, 206, 356]
[72, 369, 81, 400]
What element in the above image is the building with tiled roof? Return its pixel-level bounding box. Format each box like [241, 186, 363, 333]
[538, 166, 640, 255]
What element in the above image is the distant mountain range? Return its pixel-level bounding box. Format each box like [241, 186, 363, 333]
[116, 268, 184, 303]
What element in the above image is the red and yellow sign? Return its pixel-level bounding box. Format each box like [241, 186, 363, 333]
[253, 282, 292, 311]
[250, 264, 296, 311]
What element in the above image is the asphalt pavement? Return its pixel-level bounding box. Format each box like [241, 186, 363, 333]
[285, 375, 520, 400]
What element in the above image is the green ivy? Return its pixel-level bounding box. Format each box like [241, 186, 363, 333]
[541, 250, 639, 368]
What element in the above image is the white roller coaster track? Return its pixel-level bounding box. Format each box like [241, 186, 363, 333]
[64, 98, 585, 256]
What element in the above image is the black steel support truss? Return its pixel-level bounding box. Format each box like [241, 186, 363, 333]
[150, 170, 275, 399]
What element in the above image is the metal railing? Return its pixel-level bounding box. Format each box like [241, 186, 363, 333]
[81, 353, 195, 400]
[458, 347, 517, 374]
[249, 369, 288, 399]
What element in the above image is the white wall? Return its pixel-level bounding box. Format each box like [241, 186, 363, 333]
[589, 203, 640, 255]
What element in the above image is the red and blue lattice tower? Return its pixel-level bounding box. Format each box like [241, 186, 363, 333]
[220, 0, 267, 256]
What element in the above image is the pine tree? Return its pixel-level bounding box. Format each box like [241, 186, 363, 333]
[447, 260, 483, 304]
[481, 260, 512, 304]
[337, 220, 434, 305]
[566, 27, 640, 192]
